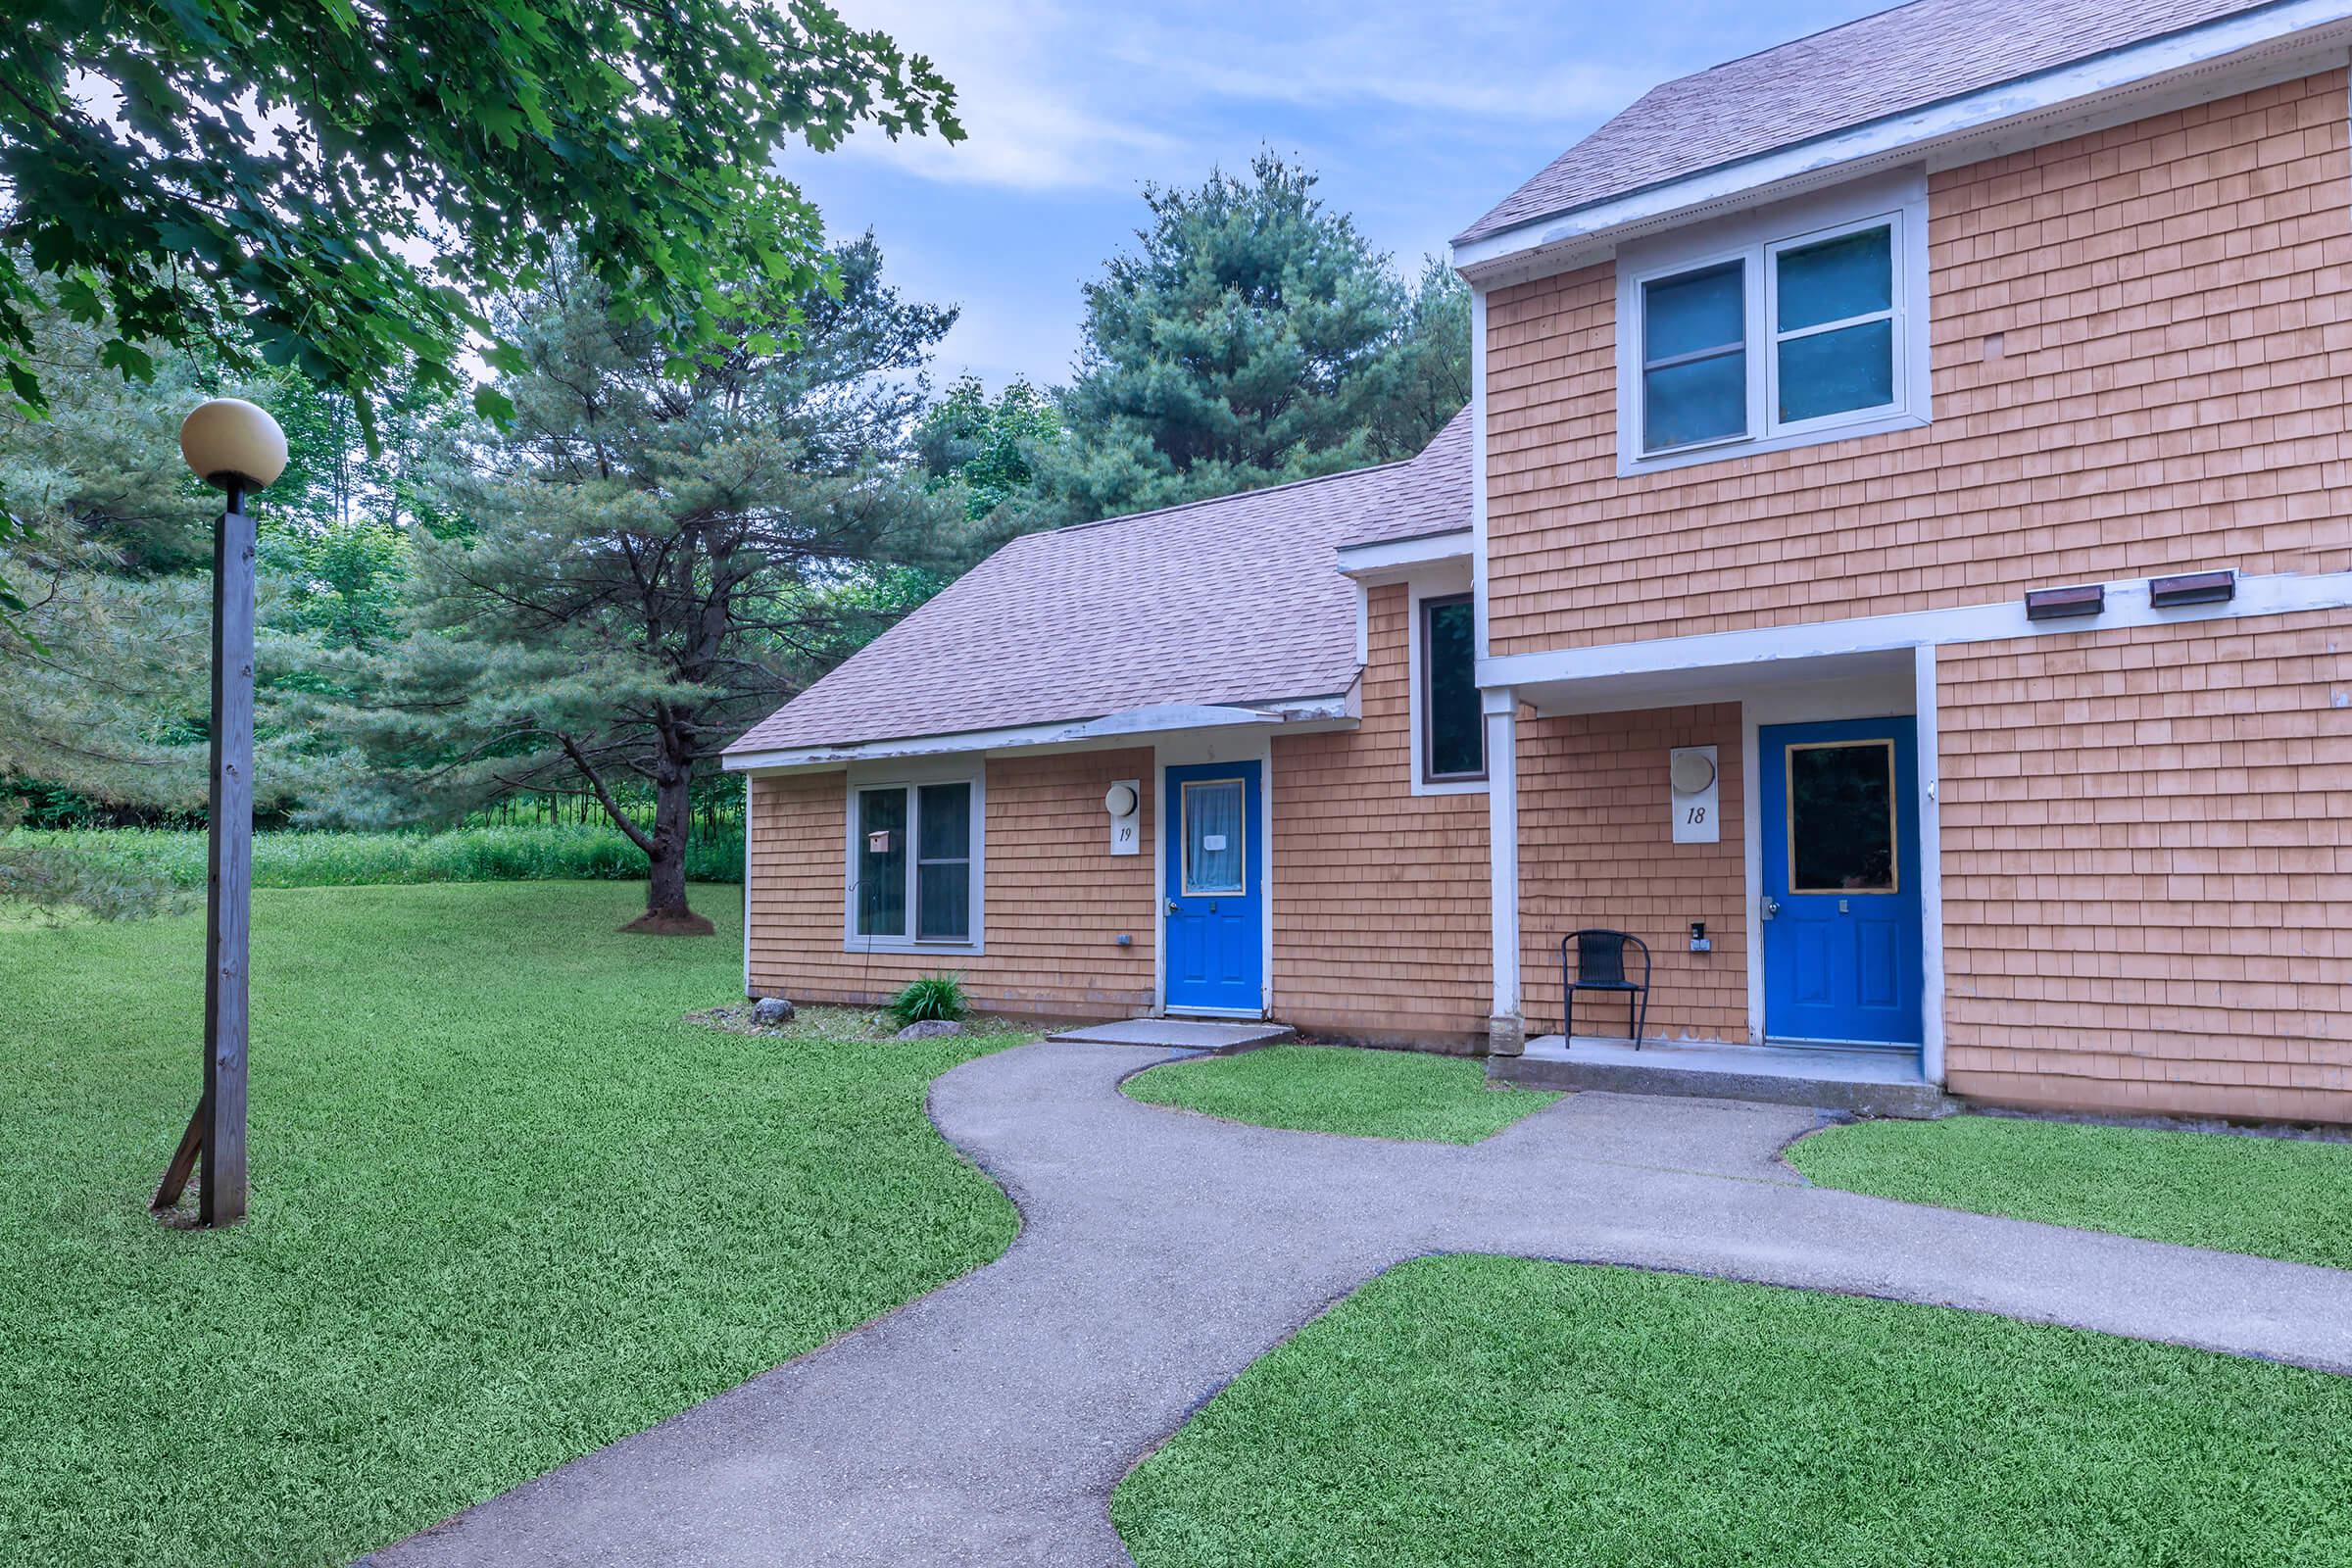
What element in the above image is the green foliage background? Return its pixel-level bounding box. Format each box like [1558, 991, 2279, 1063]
[0, 13, 1467, 919]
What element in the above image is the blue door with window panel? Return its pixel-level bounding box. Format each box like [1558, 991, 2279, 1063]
[1163, 761, 1264, 1014]
[1759, 717, 1923, 1047]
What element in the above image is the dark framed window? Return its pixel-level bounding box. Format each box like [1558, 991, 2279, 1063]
[1420, 594, 1485, 783]
[854, 780, 976, 943]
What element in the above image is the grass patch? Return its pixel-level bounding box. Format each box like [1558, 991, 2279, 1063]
[1113, 1254, 2352, 1568]
[1123, 1044, 1558, 1145]
[0, 882, 1022, 1567]
[5, 823, 743, 889]
[1788, 1115, 2352, 1271]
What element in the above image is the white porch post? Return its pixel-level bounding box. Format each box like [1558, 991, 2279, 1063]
[1485, 688, 1523, 1055]
[1914, 642, 1948, 1085]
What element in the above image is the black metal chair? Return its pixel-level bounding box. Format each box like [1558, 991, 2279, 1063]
[1559, 929, 1650, 1049]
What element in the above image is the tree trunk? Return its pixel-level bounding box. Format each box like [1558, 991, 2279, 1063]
[621, 740, 714, 936]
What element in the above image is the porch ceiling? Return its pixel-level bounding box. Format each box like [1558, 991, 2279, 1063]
[1511, 647, 1914, 719]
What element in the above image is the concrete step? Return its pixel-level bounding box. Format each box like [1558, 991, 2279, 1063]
[1048, 1019, 1296, 1051]
[1494, 1036, 1952, 1119]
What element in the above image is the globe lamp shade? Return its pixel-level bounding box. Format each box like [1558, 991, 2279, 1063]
[179, 399, 288, 492]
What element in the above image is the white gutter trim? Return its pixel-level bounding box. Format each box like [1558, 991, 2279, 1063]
[1452, 0, 2352, 280]
[722, 694, 1357, 773]
[1478, 567, 2352, 690]
[1335, 528, 1472, 578]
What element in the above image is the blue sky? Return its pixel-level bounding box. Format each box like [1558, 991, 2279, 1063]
[786, 0, 1894, 390]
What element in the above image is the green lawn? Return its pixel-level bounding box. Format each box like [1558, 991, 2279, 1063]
[0, 882, 1022, 1568]
[1113, 1254, 2352, 1568]
[1123, 1044, 1559, 1144]
[1788, 1115, 2352, 1271]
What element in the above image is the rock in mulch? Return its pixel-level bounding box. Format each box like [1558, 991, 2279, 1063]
[895, 1019, 966, 1040]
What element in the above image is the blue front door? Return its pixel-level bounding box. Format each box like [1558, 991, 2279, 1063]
[1760, 717, 1924, 1047]
[1163, 760, 1264, 1014]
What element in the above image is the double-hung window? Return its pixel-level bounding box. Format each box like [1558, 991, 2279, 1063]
[1640, 261, 1748, 451]
[1623, 177, 1925, 471]
[852, 777, 979, 948]
[1769, 219, 1897, 428]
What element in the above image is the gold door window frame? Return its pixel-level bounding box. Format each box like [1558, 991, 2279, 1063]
[1179, 777, 1248, 897]
[1784, 737, 1899, 895]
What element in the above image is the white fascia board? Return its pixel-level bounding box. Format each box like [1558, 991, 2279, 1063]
[1478, 567, 2352, 690]
[722, 693, 1357, 773]
[1335, 528, 1473, 580]
[1451, 1, 2352, 285]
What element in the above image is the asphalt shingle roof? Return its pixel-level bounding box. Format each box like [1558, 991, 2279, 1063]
[1338, 406, 1471, 549]
[1455, 0, 2279, 245]
[726, 412, 1471, 756]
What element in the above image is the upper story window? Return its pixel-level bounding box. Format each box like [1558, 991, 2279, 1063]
[1619, 172, 1928, 474]
[1417, 591, 1486, 790]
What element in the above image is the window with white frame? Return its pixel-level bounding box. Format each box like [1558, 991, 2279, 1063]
[1624, 183, 1924, 470]
[851, 778, 978, 946]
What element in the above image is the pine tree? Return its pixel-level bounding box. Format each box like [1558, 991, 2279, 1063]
[318, 237, 971, 931]
[0, 303, 326, 820]
[1032, 153, 1462, 524]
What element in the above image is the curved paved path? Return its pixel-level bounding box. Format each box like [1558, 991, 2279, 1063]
[368, 1042, 2352, 1567]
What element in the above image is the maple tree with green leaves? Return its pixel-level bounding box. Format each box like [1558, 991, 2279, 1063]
[0, 0, 961, 435]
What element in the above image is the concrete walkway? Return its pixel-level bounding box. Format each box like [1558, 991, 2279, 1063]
[368, 1042, 2352, 1568]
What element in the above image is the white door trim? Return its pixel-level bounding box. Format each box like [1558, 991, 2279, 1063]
[1739, 667, 1931, 1058]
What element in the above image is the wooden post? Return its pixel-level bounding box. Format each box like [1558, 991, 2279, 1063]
[200, 487, 255, 1225]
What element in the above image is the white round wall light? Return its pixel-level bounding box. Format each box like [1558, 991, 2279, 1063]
[1669, 751, 1717, 796]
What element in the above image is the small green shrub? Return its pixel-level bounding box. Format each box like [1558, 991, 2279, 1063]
[888, 972, 968, 1026]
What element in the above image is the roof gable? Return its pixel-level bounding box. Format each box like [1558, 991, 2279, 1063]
[1456, 0, 2281, 247]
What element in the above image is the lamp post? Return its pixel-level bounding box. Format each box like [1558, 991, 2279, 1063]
[153, 398, 286, 1227]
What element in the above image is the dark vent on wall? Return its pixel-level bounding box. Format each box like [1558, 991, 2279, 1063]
[2024, 583, 2104, 620]
[2149, 569, 2235, 608]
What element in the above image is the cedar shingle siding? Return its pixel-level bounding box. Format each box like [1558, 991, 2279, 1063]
[1937, 611, 2352, 1120]
[1486, 73, 2352, 657]
[1271, 585, 1490, 1047]
[1517, 705, 1750, 1045]
[747, 750, 1159, 1018]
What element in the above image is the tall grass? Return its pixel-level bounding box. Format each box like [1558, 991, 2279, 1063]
[4, 824, 744, 889]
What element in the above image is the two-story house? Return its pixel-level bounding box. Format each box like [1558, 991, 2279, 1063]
[725, 0, 2352, 1126]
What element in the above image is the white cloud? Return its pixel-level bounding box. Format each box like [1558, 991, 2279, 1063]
[1097, 7, 1655, 122]
[828, 0, 1183, 191]
[826, 0, 1655, 194]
